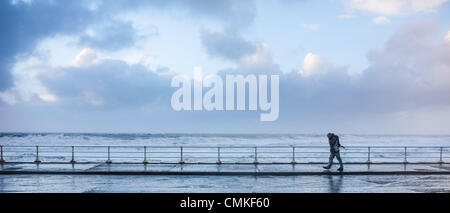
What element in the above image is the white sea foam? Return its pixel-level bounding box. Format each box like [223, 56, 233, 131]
[1, 133, 450, 146]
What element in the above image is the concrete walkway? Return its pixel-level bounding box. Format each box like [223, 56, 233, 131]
[1, 163, 450, 175]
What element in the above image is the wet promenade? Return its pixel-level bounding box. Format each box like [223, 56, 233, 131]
[2, 163, 450, 176]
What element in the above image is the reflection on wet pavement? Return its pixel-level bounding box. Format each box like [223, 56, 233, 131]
[1, 174, 450, 193]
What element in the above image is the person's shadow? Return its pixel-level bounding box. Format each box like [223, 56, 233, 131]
[327, 175, 343, 193]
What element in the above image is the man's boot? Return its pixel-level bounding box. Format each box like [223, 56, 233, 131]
[337, 167, 344, 172]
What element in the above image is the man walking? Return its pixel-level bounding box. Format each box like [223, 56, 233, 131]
[323, 133, 344, 171]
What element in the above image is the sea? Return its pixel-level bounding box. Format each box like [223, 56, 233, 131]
[1, 133, 450, 147]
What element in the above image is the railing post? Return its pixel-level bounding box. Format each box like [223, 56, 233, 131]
[253, 147, 258, 164]
[70, 146, 76, 164]
[439, 147, 443, 164]
[106, 146, 112, 164]
[217, 147, 222, 164]
[403, 147, 408, 164]
[366, 147, 371, 164]
[143, 146, 149, 164]
[34, 145, 41, 163]
[291, 147, 296, 164]
[179, 146, 185, 164]
[0, 146, 5, 163]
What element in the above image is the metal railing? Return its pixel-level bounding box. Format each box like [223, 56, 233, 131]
[0, 145, 449, 164]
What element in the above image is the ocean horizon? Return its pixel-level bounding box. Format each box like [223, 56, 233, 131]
[2, 133, 450, 147]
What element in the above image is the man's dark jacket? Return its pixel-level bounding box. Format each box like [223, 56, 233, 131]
[328, 134, 341, 153]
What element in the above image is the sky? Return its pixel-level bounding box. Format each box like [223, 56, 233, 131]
[1, 0, 450, 134]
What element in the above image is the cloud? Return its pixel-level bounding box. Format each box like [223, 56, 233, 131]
[0, 0, 96, 91]
[345, 0, 449, 15]
[200, 30, 257, 61]
[239, 43, 280, 73]
[73, 48, 98, 67]
[287, 20, 450, 117]
[199, 19, 450, 119]
[359, 20, 450, 109]
[3, 49, 173, 109]
[200, 29, 282, 76]
[102, 0, 256, 30]
[227, 19, 450, 132]
[77, 20, 143, 51]
[372, 16, 391, 24]
[300, 53, 333, 76]
[0, 56, 59, 105]
[38, 54, 173, 109]
[0, 0, 257, 92]
[446, 30, 450, 44]
[214, 43, 283, 76]
[185, 0, 256, 30]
